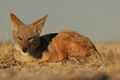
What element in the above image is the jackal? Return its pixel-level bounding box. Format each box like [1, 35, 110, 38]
[10, 13, 98, 66]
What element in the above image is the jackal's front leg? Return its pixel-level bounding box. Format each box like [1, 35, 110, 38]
[36, 51, 51, 63]
[36, 52, 62, 66]
[20, 61, 40, 67]
[42, 62, 62, 66]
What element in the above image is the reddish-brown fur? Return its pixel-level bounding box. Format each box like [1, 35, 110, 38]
[44, 31, 97, 62]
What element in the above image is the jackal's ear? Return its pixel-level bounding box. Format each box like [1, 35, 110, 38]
[32, 14, 48, 34]
[10, 13, 24, 29]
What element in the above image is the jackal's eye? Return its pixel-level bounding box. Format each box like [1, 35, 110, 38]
[16, 37, 22, 41]
[28, 37, 34, 42]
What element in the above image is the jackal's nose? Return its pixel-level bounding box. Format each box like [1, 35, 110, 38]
[22, 48, 27, 52]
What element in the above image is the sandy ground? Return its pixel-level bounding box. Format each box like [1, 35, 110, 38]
[0, 42, 120, 80]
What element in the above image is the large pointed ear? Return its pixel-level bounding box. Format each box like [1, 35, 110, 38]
[10, 13, 24, 31]
[32, 14, 48, 34]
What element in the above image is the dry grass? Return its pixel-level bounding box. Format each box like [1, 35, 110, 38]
[0, 41, 120, 80]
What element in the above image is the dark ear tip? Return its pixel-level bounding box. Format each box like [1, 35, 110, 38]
[10, 13, 16, 20]
[10, 13, 14, 17]
[44, 14, 48, 19]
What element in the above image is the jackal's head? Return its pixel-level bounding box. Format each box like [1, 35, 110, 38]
[10, 13, 48, 55]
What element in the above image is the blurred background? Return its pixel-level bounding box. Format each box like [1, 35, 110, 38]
[0, 0, 120, 42]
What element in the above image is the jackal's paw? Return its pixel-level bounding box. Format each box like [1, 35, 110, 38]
[42, 62, 62, 67]
[20, 61, 39, 67]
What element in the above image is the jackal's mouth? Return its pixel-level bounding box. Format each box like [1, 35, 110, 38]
[19, 48, 30, 55]
[22, 48, 36, 54]
[14, 44, 29, 55]
[21, 51, 29, 56]
[22, 48, 32, 53]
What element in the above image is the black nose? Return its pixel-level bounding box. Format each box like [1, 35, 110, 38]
[22, 48, 27, 52]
